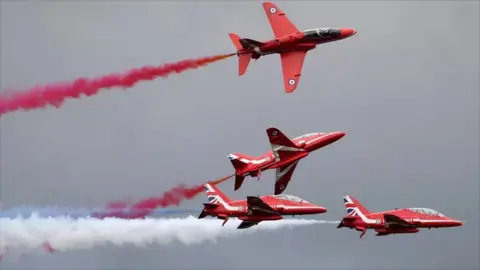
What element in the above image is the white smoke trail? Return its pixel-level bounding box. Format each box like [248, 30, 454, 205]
[0, 214, 338, 257]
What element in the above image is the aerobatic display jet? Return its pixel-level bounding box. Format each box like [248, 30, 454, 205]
[337, 195, 464, 238]
[227, 127, 345, 195]
[198, 183, 327, 229]
[228, 1, 357, 93]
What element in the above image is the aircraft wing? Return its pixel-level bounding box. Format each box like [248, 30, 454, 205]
[237, 220, 260, 229]
[383, 214, 415, 229]
[274, 160, 299, 195]
[280, 51, 308, 93]
[247, 196, 279, 216]
[262, 2, 299, 39]
[266, 127, 306, 161]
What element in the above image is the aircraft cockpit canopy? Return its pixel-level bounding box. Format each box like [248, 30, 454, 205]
[304, 28, 341, 38]
[409, 207, 445, 217]
[272, 194, 309, 203]
[293, 133, 322, 140]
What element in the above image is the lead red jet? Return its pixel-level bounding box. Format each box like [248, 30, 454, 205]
[198, 183, 327, 229]
[228, 127, 345, 195]
[337, 195, 464, 238]
[228, 1, 357, 93]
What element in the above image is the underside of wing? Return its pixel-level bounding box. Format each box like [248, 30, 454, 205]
[262, 2, 299, 38]
[384, 214, 415, 229]
[237, 220, 260, 229]
[247, 196, 278, 216]
[280, 51, 308, 93]
[275, 161, 299, 195]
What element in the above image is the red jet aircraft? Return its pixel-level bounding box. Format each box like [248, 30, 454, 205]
[337, 195, 464, 238]
[228, 1, 357, 93]
[198, 183, 327, 229]
[228, 127, 345, 195]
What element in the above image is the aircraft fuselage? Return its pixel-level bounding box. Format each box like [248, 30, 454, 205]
[237, 131, 345, 177]
[240, 28, 356, 59]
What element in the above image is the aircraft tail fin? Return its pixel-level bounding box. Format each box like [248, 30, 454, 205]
[227, 153, 256, 172]
[227, 153, 254, 191]
[228, 33, 264, 50]
[343, 195, 370, 217]
[204, 183, 232, 206]
[228, 33, 260, 76]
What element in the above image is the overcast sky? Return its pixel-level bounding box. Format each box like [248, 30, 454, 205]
[1, 1, 479, 269]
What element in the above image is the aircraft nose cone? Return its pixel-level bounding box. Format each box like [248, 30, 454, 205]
[332, 131, 346, 139]
[340, 28, 356, 38]
[315, 206, 328, 213]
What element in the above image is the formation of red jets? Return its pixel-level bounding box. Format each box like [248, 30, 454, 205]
[196, 2, 464, 238]
[0, 2, 461, 255]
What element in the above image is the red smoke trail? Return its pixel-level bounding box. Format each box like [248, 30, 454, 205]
[40, 174, 234, 254]
[92, 174, 234, 219]
[0, 53, 235, 116]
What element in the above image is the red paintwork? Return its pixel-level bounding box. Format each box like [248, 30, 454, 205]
[338, 195, 464, 238]
[228, 127, 345, 195]
[228, 2, 356, 93]
[199, 183, 327, 229]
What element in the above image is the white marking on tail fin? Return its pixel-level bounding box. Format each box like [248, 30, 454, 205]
[343, 195, 357, 216]
[343, 195, 376, 225]
[204, 184, 239, 211]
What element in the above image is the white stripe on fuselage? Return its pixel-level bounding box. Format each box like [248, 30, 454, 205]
[227, 154, 271, 165]
[347, 205, 454, 225]
[351, 208, 378, 224]
[205, 184, 314, 212]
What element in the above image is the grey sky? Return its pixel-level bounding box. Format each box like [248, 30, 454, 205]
[1, 1, 478, 269]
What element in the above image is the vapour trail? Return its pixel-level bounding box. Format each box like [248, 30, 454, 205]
[0, 206, 198, 219]
[0, 53, 234, 116]
[0, 215, 338, 259]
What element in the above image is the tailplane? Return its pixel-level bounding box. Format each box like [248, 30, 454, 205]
[228, 33, 264, 76]
[343, 195, 370, 217]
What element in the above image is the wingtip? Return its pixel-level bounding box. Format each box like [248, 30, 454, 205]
[284, 85, 297, 93]
[266, 127, 281, 137]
